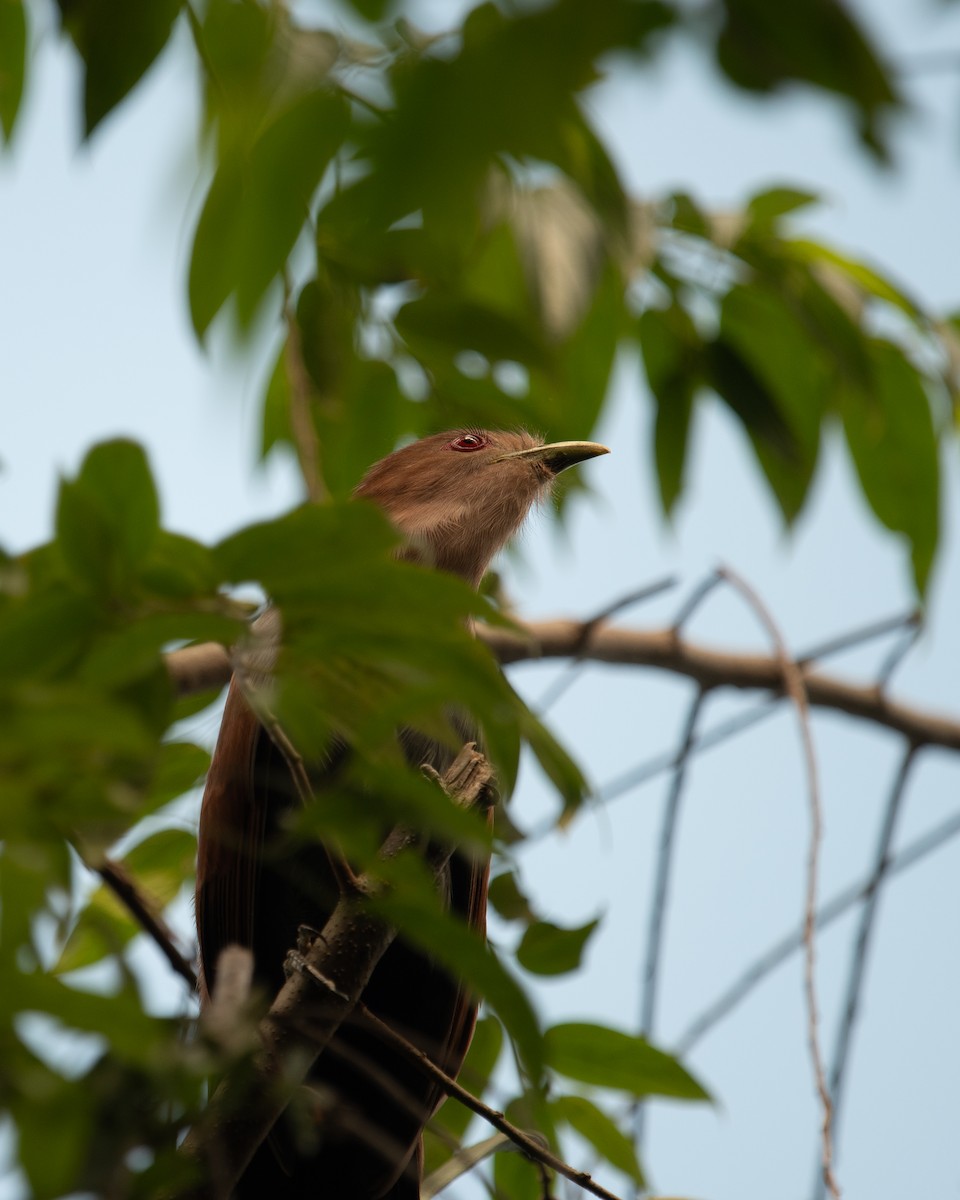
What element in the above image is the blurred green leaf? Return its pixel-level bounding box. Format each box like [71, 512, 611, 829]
[718, 282, 826, 521]
[715, 0, 901, 158]
[545, 1022, 709, 1100]
[746, 186, 820, 224]
[493, 1137, 540, 1200]
[0, 0, 26, 141]
[517, 917, 599, 976]
[55, 440, 160, 596]
[56, 0, 180, 135]
[0, 591, 100, 682]
[552, 1093, 645, 1185]
[488, 870, 536, 923]
[788, 237, 921, 317]
[365, 0, 673, 233]
[639, 302, 700, 514]
[139, 532, 222, 599]
[376, 877, 543, 1081]
[840, 338, 940, 593]
[189, 87, 349, 335]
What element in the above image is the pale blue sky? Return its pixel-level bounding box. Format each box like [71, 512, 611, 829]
[2, 2, 960, 1198]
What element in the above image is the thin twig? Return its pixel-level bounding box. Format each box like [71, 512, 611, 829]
[875, 620, 923, 692]
[812, 743, 918, 1200]
[597, 608, 920, 806]
[422, 1132, 513, 1198]
[537, 577, 678, 713]
[677, 781, 960, 1054]
[796, 609, 920, 669]
[670, 571, 722, 635]
[355, 1003, 627, 1200]
[95, 858, 197, 990]
[717, 566, 838, 1199]
[633, 689, 707, 1155]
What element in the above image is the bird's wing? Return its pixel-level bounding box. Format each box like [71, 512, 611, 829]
[431, 807, 494, 1099]
[195, 677, 267, 1002]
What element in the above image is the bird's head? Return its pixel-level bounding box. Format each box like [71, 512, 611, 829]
[355, 429, 609, 586]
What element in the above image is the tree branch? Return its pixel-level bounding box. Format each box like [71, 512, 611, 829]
[165, 620, 960, 754]
[95, 857, 197, 990]
[355, 1002, 627, 1200]
[633, 688, 706, 1153]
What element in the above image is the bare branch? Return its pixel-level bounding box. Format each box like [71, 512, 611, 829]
[597, 608, 920, 804]
[165, 615, 960, 756]
[94, 857, 197, 990]
[166, 641, 231, 696]
[537, 577, 678, 713]
[677, 790, 960, 1054]
[633, 689, 707, 1153]
[355, 1003, 627, 1200]
[716, 566, 837, 1200]
[480, 620, 960, 753]
[813, 743, 918, 1200]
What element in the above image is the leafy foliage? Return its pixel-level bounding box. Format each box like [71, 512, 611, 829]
[2, 0, 958, 1196]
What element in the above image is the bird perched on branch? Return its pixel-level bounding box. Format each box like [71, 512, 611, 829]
[196, 429, 608, 1198]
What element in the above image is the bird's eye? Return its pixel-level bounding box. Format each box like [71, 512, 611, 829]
[448, 433, 488, 453]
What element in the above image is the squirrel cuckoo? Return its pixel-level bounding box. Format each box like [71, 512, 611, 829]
[196, 429, 608, 1198]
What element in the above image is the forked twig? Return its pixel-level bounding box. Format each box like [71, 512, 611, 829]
[678, 783, 960, 1054]
[718, 566, 838, 1199]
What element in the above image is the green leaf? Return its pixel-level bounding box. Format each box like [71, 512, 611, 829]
[493, 1137, 541, 1200]
[552, 1093, 646, 1185]
[189, 87, 349, 335]
[516, 701, 588, 820]
[139, 532, 221, 599]
[715, 0, 901, 159]
[56, 0, 181, 135]
[365, 0, 674, 234]
[55, 440, 160, 595]
[80, 612, 242, 688]
[517, 918, 599, 976]
[395, 295, 552, 372]
[787, 237, 921, 318]
[639, 303, 701, 514]
[840, 338, 940, 593]
[377, 882, 543, 1082]
[488, 870, 536, 923]
[544, 1022, 710, 1100]
[0, 0, 26, 141]
[718, 282, 826, 521]
[0, 591, 100, 682]
[746, 186, 820, 224]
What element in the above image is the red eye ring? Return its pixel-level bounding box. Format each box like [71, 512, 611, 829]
[447, 433, 488, 453]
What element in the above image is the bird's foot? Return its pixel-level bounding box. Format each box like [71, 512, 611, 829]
[283, 948, 349, 1000]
